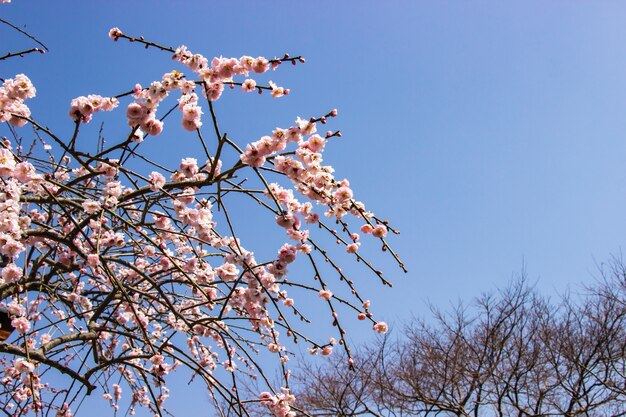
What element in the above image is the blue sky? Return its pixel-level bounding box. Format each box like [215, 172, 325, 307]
[3, 0, 626, 411]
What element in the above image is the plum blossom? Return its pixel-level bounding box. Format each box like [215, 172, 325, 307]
[318, 289, 333, 301]
[373, 321, 388, 334]
[0, 74, 36, 127]
[242, 79, 256, 92]
[108, 27, 123, 39]
[14, 358, 35, 374]
[346, 242, 360, 254]
[372, 225, 388, 238]
[81, 200, 101, 214]
[11, 317, 30, 334]
[69, 95, 118, 123]
[1, 262, 22, 283]
[148, 171, 166, 191]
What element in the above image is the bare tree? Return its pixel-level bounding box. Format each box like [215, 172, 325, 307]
[296, 270, 626, 417]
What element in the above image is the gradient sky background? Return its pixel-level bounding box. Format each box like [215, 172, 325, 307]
[3, 0, 626, 414]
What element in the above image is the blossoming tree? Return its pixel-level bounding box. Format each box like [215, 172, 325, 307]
[0, 5, 404, 417]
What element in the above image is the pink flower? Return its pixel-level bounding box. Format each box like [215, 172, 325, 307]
[182, 117, 202, 131]
[108, 27, 123, 39]
[269, 81, 285, 98]
[126, 102, 148, 125]
[346, 243, 360, 254]
[2, 263, 21, 283]
[321, 346, 333, 356]
[179, 157, 199, 177]
[141, 117, 164, 136]
[0, 148, 16, 176]
[15, 358, 35, 373]
[5, 74, 36, 100]
[82, 199, 101, 214]
[333, 186, 353, 203]
[318, 289, 333, 301]
[86, 254, 100, 268]
[304, 134, 326, 152]
[148, 171, 166, 191]
[373, 321, 388, 334]
[372, 225, 388, 238]
[239, 55, 255, 73]
[11, 316, 30, 334]
[113, 384, 122, 401]
[204, 82, 224, 101]
[242, 79, 256, 92]
[277, 244, 297, 264]
[181, 104, 203, 121]
[360, 224, 374, 234]
[215, 262, 239, 282]
[252, 57, 269, 74]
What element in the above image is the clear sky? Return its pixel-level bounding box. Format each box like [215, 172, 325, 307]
[3, 0, 626, 413]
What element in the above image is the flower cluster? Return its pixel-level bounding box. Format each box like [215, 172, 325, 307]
[68, 94, 118, 123]
[0, 74, 36, 127]
[259, 388, 297, 417]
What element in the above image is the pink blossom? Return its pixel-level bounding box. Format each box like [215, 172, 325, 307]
[296, 116, 317, 136]
[87, 254, 100, 268]
[215, 262, 239, 282]
[269, 81, 285, 98]
[318, 289, 333, 301]
[181, 104, 203, 121]
[373, 321, 388, 334]
[241, 79, 256, 92]
[252, 57, 269, 74]
[346, 243, 360, 254]
[360, 224, 374, 234]
[148, 171, 166, 191]
[56, 403, 73, 417]
[14, 358, 35, 374]
[204, 81, 224, 101]
[11, 316, 30, 334]
[108, 27, 123, 39]
[333, 186, 353, 203]
[0, 148, 16, 176]
[113, 384, 122, 401]
[2, 262, 22, 283]
[82, 200, 101, 214]
[141, 117, 163, 136]
[179, 157, 199, 178]
[1, 238, 24, 258]
[372, 225, 388, 238]
[304, 134, 326, 152]
[239, 55, 255, 73]
[277, 244, 297, 264]
[126, 102, 148, 125]
[5, 74, 36, 100]
[182, 117, 202, 131]
[103, 182, 122, 198]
